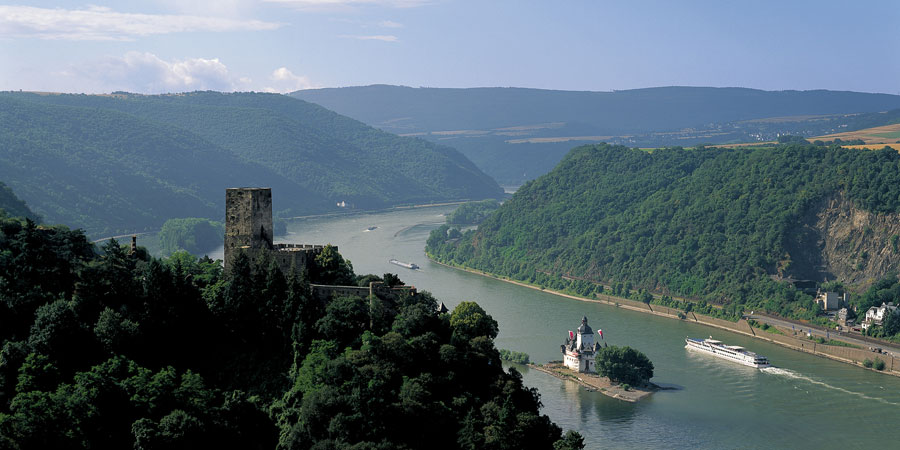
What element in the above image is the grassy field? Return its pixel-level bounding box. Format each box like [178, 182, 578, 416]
[812, 123, 900, 145]
[713, 123, 900, 151]
[842, 143, 899, 150]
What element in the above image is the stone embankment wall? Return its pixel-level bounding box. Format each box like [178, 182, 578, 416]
[310, 282, 417, 303]
[593, 293, 900, 375]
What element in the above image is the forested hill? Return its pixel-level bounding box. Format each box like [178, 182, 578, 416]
[292, 85, 900, 135]
[0, 181, 38, 221]
[0, 92, 502, 237]
[0, 216, 579, 448]
[427, 143, 900, 320]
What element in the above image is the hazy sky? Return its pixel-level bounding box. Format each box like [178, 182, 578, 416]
[1, 0, 898, 94]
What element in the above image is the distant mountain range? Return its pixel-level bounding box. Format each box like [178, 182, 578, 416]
[292, 85, 900, 184]
[0, 92, 502, 237]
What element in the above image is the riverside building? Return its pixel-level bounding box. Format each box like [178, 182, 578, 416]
[561, 316, 602, 373]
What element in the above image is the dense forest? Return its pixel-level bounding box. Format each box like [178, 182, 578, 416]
[447, 199, 501, 225]
[293, 85, 900, 185]
[0, 92, 502, 237]
[427, 143, 900, 322]
[0, 183, 38, 222]
[0, 215, 581, 449]
[157, 218, 225, 256]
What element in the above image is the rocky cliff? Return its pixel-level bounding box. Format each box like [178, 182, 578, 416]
[787, 191, 900, 289]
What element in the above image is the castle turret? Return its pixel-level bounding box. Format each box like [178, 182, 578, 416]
[224, 187, 274, 271]
[562, 316, 598, 373]
[576, 315, 594, 351]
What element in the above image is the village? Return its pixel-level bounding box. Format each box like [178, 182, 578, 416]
[807, 289, 895, 333]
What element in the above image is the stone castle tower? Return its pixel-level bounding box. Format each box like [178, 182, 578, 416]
[224, 187, 328, 274]
[222, 187, 418, 304]
[224, 187, 274, 270]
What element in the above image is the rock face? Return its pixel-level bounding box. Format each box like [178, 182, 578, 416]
[786, 191, 900, 289]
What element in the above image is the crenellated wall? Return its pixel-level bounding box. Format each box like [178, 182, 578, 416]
[311, 282, 417, 303]
[224, 187, 333, 276]
[223, 188, 415, 307]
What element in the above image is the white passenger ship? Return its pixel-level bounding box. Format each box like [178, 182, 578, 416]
[685, 337, 771, 368]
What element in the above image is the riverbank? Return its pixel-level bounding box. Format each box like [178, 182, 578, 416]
[527, 362, 655, 403]
[285, 200, 469, 221]
[427, 256, 900, 377]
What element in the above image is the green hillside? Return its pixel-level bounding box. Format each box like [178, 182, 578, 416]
[427, 143, 900, 319]
[0, 181, 39, 221]
[0, 217, 575, 449]
[0, 92, 502, 236]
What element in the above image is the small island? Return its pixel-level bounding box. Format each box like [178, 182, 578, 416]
[531, 316, 657, 402]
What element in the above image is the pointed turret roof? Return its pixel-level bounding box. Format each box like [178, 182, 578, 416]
[577, 316, 593, 334]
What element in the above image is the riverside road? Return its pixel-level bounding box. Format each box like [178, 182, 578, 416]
[746, 313, 900, 357]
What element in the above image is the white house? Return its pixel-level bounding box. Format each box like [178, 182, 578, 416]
[561, 316, 602, 373]
[862, 302, 898, 330]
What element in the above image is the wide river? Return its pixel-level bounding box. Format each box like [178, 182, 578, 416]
[211, 206, 900, 449]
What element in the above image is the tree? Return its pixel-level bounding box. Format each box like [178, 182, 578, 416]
[553, 430, 586, 450]
[311, 245, 354, 286]
[450, 302, 499, 346]
[158, 218, 224, 256]
[287, 268, 318, 357]
[94, 307, 139, 353]
[27, 299, 99, 374]
[595, 346, 654, 385]
[383, 273, 404, 287]
[639, 290, 653, 304]
[315, 296, 370, 349]
[881, 309, 900, 337]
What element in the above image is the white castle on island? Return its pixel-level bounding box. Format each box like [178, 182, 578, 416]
[561, 316, 603, 373]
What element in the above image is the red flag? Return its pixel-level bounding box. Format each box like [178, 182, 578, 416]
[598, 329, 603, 339]
[568, 330, 574, 340]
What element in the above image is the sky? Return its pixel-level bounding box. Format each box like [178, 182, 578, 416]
[0, 0, 898, 94]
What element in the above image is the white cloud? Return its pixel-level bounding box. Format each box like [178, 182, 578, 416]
[53, 53, 319, 94]
[265, 67, 318, 93]
[378, 20, 403, 28]
[263, 0, 429, 11]
[155, 0, 257, 18]
[68, 52, 247, 93]
[339, 34, 399, 42]
[0, 5, 281, 41]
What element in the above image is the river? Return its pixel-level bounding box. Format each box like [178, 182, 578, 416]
[210, 206, 900, 449]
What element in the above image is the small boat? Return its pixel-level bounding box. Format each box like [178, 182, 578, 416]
[685, 336, 771, 368]
[364, 226, 378, 231]
[390, 259, 419, 270]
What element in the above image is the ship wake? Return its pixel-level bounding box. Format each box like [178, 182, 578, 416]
[760, 367, 900, 406]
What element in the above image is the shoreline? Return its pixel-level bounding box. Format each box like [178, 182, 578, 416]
[526, 363, 655, 403]
[284, 200, 468, 221]
[427, 256, 900, 377]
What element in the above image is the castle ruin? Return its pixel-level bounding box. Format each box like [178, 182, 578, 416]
[224, 187, 327, 275]
[224, 187, 416, 303]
